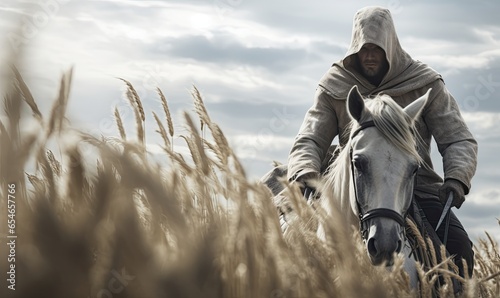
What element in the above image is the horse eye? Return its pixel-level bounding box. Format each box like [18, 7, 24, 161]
[353, 156, 366, 172]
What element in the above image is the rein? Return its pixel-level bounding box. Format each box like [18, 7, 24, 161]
[349, 121, 411, 240]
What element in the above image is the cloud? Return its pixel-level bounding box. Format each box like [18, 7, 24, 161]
[231, 134, 294, 161]
[154, 33, 315, 73]
[466, 188, 500, 206]
[202, 100, 304, 131]
[419, 50, 500, 70]
[463, 112, 500, 133]
[455, 201, 500, 241]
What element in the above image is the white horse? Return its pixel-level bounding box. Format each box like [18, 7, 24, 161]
[318, 85, 431, 287]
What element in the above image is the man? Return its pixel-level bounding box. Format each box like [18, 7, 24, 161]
[263, 6, 477, 278]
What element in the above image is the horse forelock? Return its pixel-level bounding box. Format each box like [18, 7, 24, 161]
[366, 94, 422, 163]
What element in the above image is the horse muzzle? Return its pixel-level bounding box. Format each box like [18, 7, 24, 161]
[365, 218, 404, 266]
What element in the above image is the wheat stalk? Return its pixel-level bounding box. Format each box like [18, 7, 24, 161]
[157, 87, 174, 139]
[119, 78, 145, 121]
[114, 106, 127, 141]
[65, 145, 86, 208]
[119, 78, 145, 144]
[152, 111, 170, 150]
[183, 111, 209, 175]
[12, 65, 43, 121]
[46, 67, 73, 137]
[191, 85, 211, 131]
[46, 149, 62, 177]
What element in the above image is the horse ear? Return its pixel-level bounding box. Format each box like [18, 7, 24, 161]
[404, 88, 431, 120]
[347, 85, 365, 122]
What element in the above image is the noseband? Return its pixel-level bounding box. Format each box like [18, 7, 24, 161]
[349, 121, 410, 240]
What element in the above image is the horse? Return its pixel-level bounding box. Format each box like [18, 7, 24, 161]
[316, 85, 431, 287]
[262, 86, 431, 288]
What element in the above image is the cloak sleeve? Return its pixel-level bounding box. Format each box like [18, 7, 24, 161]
[423, 80, 478, 194]
[287, 86, 339, 181]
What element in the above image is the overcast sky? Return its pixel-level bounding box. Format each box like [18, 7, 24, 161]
[1, 0, 499, 242]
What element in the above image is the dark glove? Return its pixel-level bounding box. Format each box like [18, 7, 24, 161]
[438, 179, 466, 209]
[302, 186, 318, 201]
[294, 172, 320, 201]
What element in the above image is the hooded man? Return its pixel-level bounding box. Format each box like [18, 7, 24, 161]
[262, 6, 477, 278]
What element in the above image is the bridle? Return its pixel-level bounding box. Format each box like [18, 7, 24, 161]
[349, 121, 414, 240]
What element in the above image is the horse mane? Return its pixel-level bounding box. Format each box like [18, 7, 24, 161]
[321, 94, 423, 217]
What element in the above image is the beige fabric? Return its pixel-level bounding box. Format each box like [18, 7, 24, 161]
[319, 6, 441, 100]
[287, 6, 477, 198]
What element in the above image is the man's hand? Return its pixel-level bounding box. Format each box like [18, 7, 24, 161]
[295, 172, 320, 201]
[438, 179, 466, 209]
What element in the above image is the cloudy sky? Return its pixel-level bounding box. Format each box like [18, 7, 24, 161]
[1, 0, 499, 242]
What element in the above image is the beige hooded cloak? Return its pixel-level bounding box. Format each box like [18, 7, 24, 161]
[287, 6, 477, 198]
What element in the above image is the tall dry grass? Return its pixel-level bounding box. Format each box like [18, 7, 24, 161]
[0, 67, 498, 298]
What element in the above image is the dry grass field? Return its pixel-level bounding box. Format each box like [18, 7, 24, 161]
[0, 68, 499, 297]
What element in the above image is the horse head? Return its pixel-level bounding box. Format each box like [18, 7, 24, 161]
[345, 85, 430, 266]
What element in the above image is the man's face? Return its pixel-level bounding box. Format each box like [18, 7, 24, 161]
[357, 43, 387, 79]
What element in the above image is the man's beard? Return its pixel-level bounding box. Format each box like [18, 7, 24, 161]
[360, 62, 388, 85]
[361, 65, 382, 78]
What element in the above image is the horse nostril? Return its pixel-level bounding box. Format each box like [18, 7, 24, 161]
[367, 237, 378, 257]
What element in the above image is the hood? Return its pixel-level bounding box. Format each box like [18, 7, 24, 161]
[318, 6, 441, 100]
[343, 6, 412, 86]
